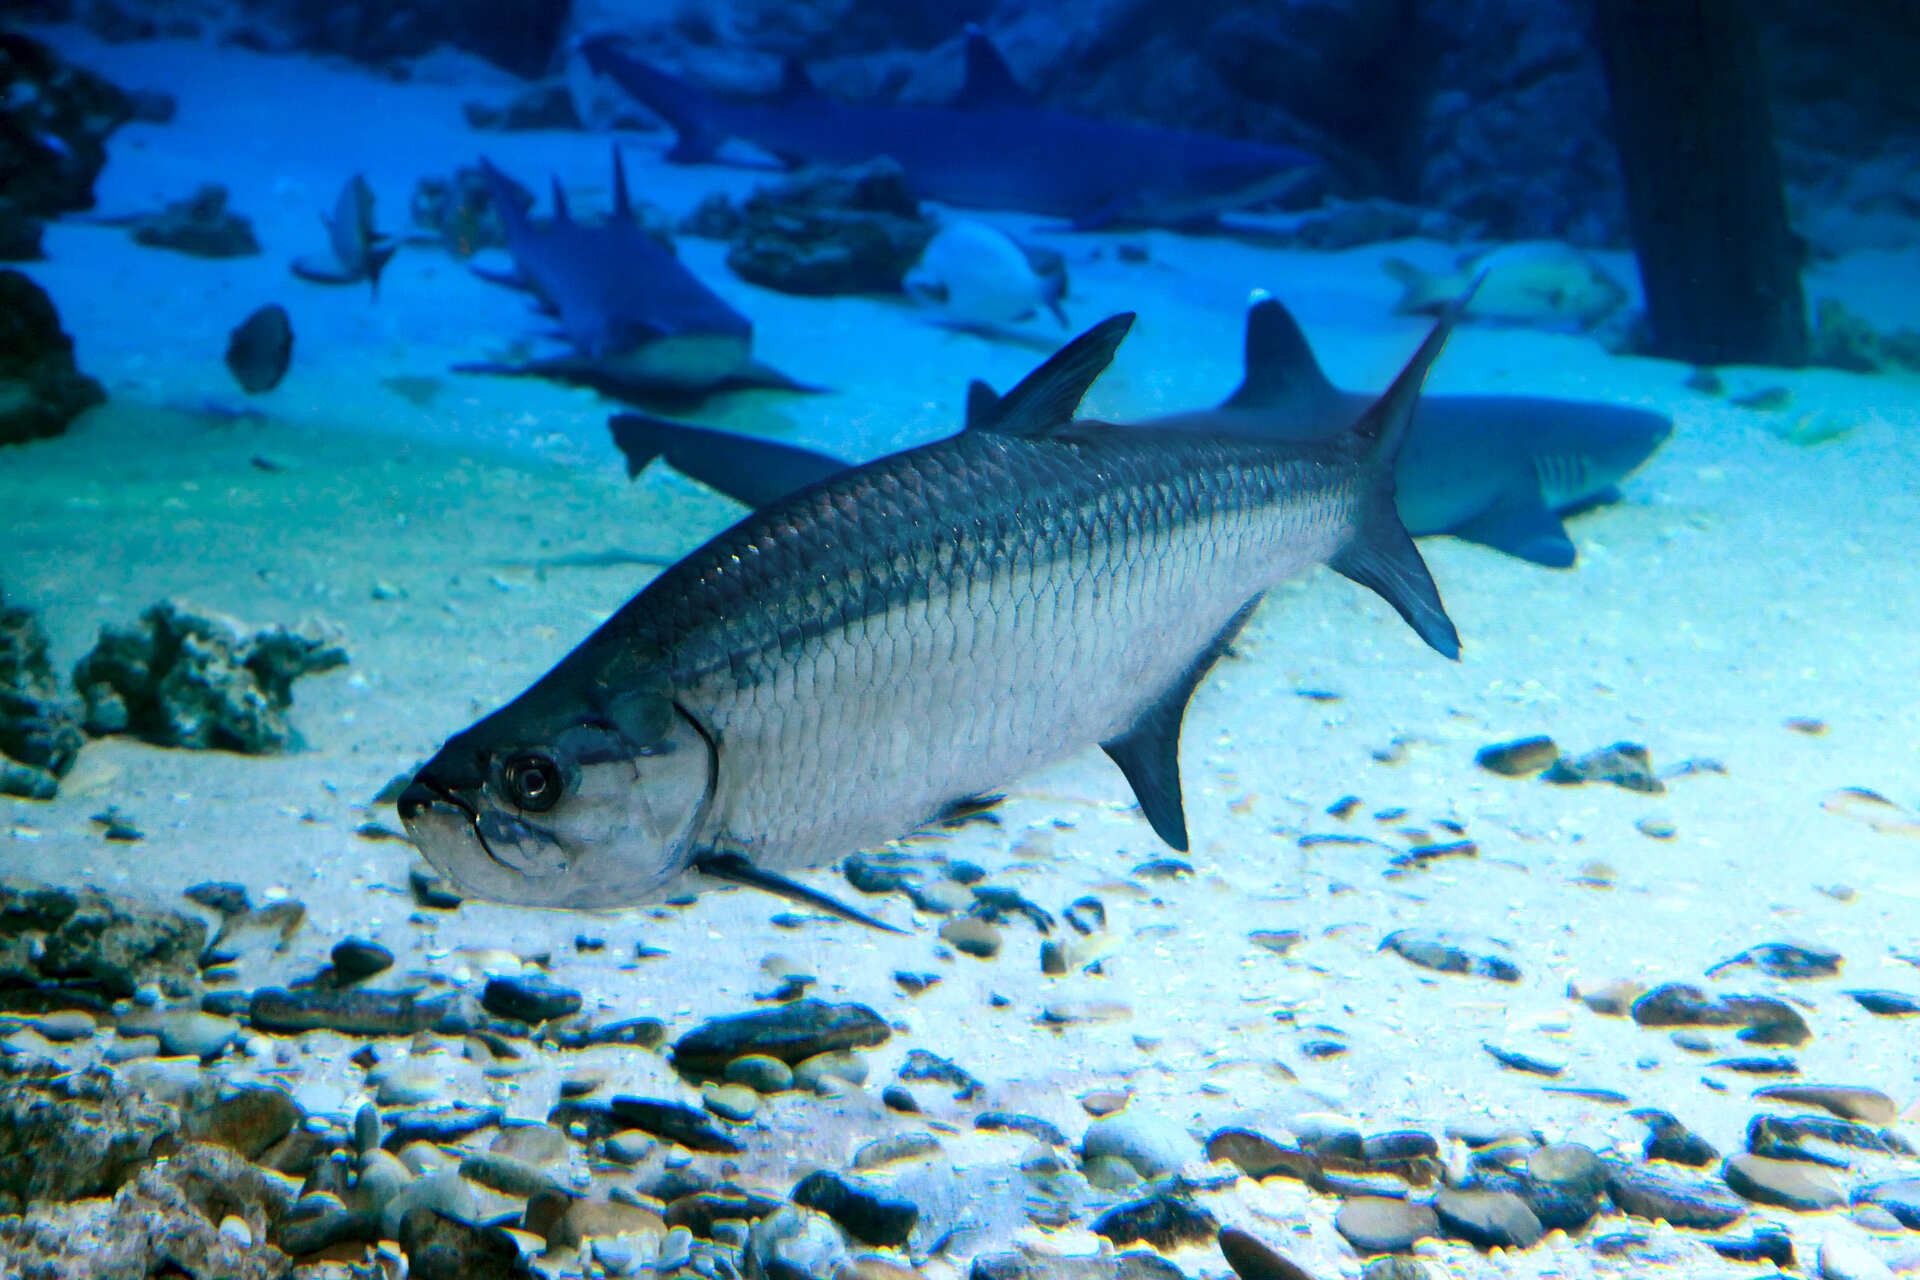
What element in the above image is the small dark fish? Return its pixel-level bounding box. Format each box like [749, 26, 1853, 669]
[225, 304, 293, 394]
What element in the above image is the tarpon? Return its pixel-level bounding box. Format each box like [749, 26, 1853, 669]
[577, 28, 1320, 230]
[399, 308, 1462, 921]
[456, 150, 809, 403]
[612, 294, 1672, 567]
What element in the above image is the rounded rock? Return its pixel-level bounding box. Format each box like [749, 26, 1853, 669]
[1432, 1187, 1544, 1250]
[481, 974, 583, 1024]
[1724, 1154, 1846, 1212]
[703, 1083, 758, 1122]
[157, 1010, 240, 1060]
[1336, 1197, 1439, 1254]
[1083, 1111, 1203, 1179]
[1819, 1237, 1896, 1280]
[1604, 1160, 1746, 1229]
[331, 938, 394, 980]
[379, 1169, 477, 1240]
[723, 1054, 794, 1093]
[939, 917, 1001, 958]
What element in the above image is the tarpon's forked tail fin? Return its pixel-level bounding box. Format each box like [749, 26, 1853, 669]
[578, 34, 729, 163]
[1330, 286, 1479, 660]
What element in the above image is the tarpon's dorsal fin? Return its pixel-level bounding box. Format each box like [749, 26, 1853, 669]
[1327, 292, 1473, 661]
[611, 146, 634, 222]
[976, 312, 1135, 439]
[776, 56, 818, 99]
[1224, 292, 1338, 410]
[963, 378, 1002, 432]
[957, 26, 1034, 109]
[1101, 596, 1263, 851]
[550, 176, 571, 223]
[693, 850, 907, 933]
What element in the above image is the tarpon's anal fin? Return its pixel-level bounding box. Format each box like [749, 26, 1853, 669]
[977, 313, 1135, 439]
[1452, 498, 1577, 568]
[1329, 524, 1460, 659]
[1100, 595, 1263, 851]
[1224, 293, 1338, 410]
[956, 26, 1035, 109]
[963, 379, 1002, 432]
[694, 851, 908, 934]
[608, 413, 848, 500]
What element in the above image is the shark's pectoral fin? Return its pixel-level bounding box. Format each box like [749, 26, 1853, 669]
[693, 850, 907, 933]
[608, 412, 848, 501]
[1332, 515, 1461, 659]
[1101, 596, 1263, 851]
[1452, 497, 1577, 568]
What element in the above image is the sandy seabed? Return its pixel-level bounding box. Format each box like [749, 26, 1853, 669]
[4, 23, 1920, 1280]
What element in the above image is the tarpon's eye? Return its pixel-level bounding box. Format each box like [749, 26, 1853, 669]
[502, 752, 563, 813]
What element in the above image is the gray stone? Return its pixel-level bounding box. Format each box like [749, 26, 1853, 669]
[608, 1097, 744, 1154]
[723, 1054, 794, 1093]
[157, 1010, 239, 1060]
[1336, 1197, 1439, 1253]
[1604, 1160, 1746, 1229]
[670, 999, 889, 1077]
[1218, 1225, 1320, 1280]
[480, 973, 582, 1024]
[379, 1169, 477, 1240]
[1724, 1154, 1846, 1212]
[331, 938, 394, 980]
[250, 985, 455, 1036]
[1856, 1178, 1920, 1229]
[1083, 1112, 1203, 1179]
[1380, 929, 1521, 982]
[791, 1168, 918, 1247]
[1432, 1187, 1544, 1250]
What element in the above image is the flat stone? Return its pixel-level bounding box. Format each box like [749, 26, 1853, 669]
[458, 1152, 560, 1198]
[1819, 1237, 1897, 1280]
[380, 1169, 477, 1240]
[939, 916, 1001, 958]
[1634, 1110, 1719, 1166]
[1083, 1112, 1202, 1179]
[489, 1124, 567, 1167]
[179, 1084, 298, 1160]
[608, 1097, 744, 1154]
[1380, 929, 1520, 982]
[480, 974, 581, 1024]
[550, 1197, 665, 1249]
[1433, 1188, 1543, 1250]
[1475, 736, 1559, 776]
[1856, 1178, 1920, 1229]
[394, 1202, 524, 1279]
[669, 999, 889, 1077]
[1218, 1225, 1320, 1280]
[1090, 1196, 1217, 1250]
[723, 1054, 794, 1093]
[1845, 990, 1920, 1016]
[157, 1010, 239, 1060]
[1754, 1084, 1898, 1125]
[702, 1083, 758, 1122]
[330, 938, 393, 980]
[249, 986, 453, 1037]
[1337, 1197, 1439, 1253]
[1605, 1160, 1746, 1229]
[791, 1169, 918, 1247]
[372, 1059, 449, 1107]
[1725, 1154, 1846, 1211]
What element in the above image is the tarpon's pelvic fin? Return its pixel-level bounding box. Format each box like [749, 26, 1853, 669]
[693, 850, 907, 933]
[1101, 595, 1262, 851]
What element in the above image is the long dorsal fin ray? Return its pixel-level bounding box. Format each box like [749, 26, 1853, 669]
[956, 25, 1034, 109]
[973, 313, 1135, 439]
[1224, 293, 1338, 409]
[1100, 596, 1263, 851]
[693, 851, 906, 933]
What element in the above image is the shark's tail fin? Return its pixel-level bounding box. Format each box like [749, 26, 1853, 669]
[578, 35, 728, 163]
[1329, 294, 1473, 660]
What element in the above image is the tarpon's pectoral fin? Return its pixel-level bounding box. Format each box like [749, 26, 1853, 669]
[1101, 596, 1263, 851]
[956, 26, 1036, 109]
[1224, 294, 1339, 410]
[977, 313, 1136, 439]
[693, 851, 908, 934]
[1331, 523, 1460, 659]
[608, 412, 848, 500]
[1452, 497, 1577, 568]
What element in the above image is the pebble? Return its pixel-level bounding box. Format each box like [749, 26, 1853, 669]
[702, 1082, 758, 1122]
[379, 1169, 478, 1239]
[157, 1009, 239, 1059]
[1634, 1110, 1718, 1166]
[331, 937, 394, 980]
[1604, 1160, 1747, 1230]
[1090, 1195, 1217, 1249]
[670, 999, 890, 1077]
[1336, 1196, 1440, 1253]
[1845, 989, 1920, 1016]
[1724, 1153, 1846, 1211]
[1380, 929, 1520, 982]
[1083, 1112, 1204, 1179]
[250, 985, 454, 1036]
[1218, 1225, 1319, 1280]
[481, 974, 582, 1024]
[459, 1151, 560, 1198]
[382, 1101, 503, 1147]
[939, 917, 1001, 958]
[604, 1131, 659, 1165]
[372, 1058, 451, 1107]
[491, 1123, 568, 1167]
[1543, 741, 1663, 792]
[1709, 940, 1843, 980]
[723, 1054, 795, 1093]
[1527, 1143, 1607, 1198]
[795, 1050, 871, 1092]
[353, 1150, 413, 1216]
[1820, 1237, 1897, 1280]
[1756, 1084, 1898, 1124]
[1474, 735, 1559, 777]
[19, 1010, 96, 1041]
[1432, 1187, 1544, 1250]
[217, 1214, 254, 1247]
[1857, 1179, 1920, 1228]
[791, 1169, 918, 1247]
[608, 1096, 745, 1154]
[1362, 1262, 1433, 1280]
[184, 881, 252, 916]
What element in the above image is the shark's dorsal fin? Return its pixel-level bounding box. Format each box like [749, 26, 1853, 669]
[777, 56, 819, 99]
[957, 26, 1033, 109]
[550, 176, 571, 223]
[973, 313, 1134, 439]
[1101, 595, 1262, 851]
[1224, 292, 1338, 410]
[611, 146, 634, 222]
[963, 378, 1002, 431]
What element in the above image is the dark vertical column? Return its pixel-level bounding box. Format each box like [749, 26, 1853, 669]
[1592, 0, 1807, 366]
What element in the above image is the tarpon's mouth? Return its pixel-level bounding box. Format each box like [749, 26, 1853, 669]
[396, 777, 515, 874]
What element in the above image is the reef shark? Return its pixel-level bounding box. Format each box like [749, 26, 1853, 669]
[400, 309, 1461, 920]
[578, 28, 1320, 230]
[611, 295, 1671, 567]
[457, 149, 808, 402]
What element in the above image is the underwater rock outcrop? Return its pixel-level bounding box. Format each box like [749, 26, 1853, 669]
[721, 158, 938, 297]
[72, 601, 347, 754]
[125, 185, 261, 259]
[0, 587, 85, 800]
[0, 877, 208, 999]
[0, 271, 107, 447]
[0, 33, 135, 220]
